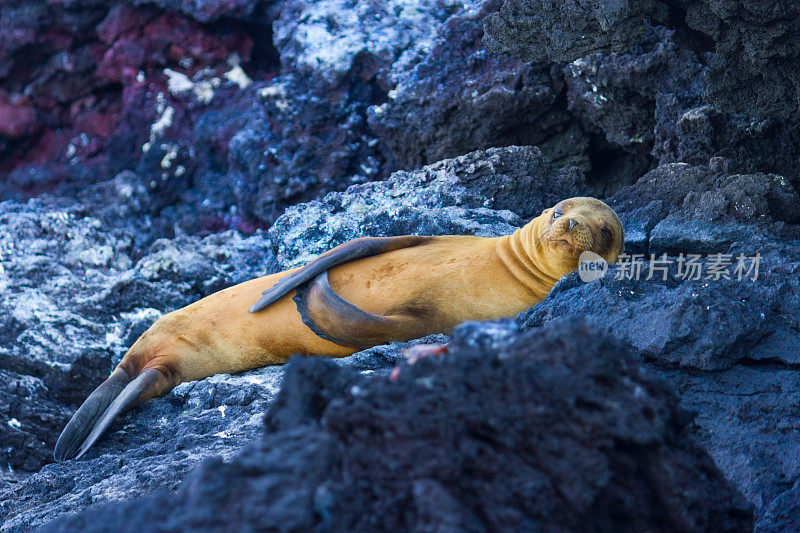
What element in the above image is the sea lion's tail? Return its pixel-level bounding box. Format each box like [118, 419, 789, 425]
[53, 364, 163, 461]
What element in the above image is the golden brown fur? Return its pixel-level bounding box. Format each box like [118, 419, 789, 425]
[55, 197, 623, 459]
[118, 196, 624, 399]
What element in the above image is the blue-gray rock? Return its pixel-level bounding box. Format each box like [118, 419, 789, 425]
[483, 0, 800, 120]
[368, 0, 586, 171]
[37, 321, 754, 532]
[0, 186, 275, 490]
[515, 160, 800, 528]
[268, 145, 587, 268]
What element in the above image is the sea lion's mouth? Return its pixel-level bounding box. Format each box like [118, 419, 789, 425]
[546, 237, 577, 252]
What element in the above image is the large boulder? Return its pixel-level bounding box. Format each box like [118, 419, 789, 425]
[368, 1, 585, 171]
[39, 321, 753, 532]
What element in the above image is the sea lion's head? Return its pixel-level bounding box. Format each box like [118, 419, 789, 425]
[533, 197, 624, 277]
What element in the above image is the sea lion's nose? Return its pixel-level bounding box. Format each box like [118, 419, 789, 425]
[568, 218, 578, 231]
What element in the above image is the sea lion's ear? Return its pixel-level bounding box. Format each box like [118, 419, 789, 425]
[541, 207, 551, 216]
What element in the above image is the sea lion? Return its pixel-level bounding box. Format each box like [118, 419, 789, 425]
[54, 197, 624, 460]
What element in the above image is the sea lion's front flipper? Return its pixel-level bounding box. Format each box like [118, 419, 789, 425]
[54, 367, 163, 461]
[294, 271, 425, 349]
[250, 236, 431, 313]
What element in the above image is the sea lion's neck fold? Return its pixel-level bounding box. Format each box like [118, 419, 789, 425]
[494, 220, 558, 299]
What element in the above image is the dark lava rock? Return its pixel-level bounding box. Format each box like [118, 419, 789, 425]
[691, 0, 800, 120]
[562, 27, 706, 191]
[756, 481, 800, 532]
[222, 0, 479, 224]
[483, 0, 800, 120]
[0, 0, 269, 203]
[0, 185, 275, 485]
[654, 104, 800, 192]
[557, 24, 800, 193]
[609, 161, 800, 255]
[227, 71, 393, 225]
[483, 0, 654, 63]
[38, 321, 753, 532]
[520, 258, 800, 528]
[268, 145, 588, 268]
[368, 0, 586, 171]
[128, 0, 260, 23]
[0, 0, 476, 233]
[270, 0, 457, 88]
[514, 160, 800, 527]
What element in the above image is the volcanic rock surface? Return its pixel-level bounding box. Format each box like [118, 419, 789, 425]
[1, 0, 800, 531]
[38, 322, 754, 532]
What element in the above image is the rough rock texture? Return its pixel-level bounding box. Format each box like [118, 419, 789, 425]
[483, 0, 655, 63]
[483, 0, 800, 120]
[1, 146, 793, 530]
[269, 145, 587, 268]
[0, 0, 500, 231]
[40, 322, 753, 532]
[0, 0, 271, 206]
[561, 27, 705, 191]
[2, 0, 800, 530]
[368, 0, 587, 171]
[228, 0, 468, 224]
[0, 171, 276, 484]
[609, 160, 800, 254]
[518, 162, 800, 526]
[557, 25, 800, 192]
[0, 146, 587, 528]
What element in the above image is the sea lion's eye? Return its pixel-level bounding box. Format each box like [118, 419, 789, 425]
[601, 227, 613, 244]
[552, 209, 563, 220]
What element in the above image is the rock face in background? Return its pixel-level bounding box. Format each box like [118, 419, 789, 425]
[367, 1, 586, 171]
[40, 322, 753, 533]
[483, 0, 800, 191]
[227, 0, 470, 224]
[2, 0, 800, 530]
[0, 0, 270, 203]
[483, 0, 654, 62]
[0, 0, 465, 230]
[484, 0, 800, 119]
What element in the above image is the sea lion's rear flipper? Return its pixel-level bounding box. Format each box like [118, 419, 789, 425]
[54, 367, 162, 461]
[294, 271, 424, 349]
[250, 236, 431, 313]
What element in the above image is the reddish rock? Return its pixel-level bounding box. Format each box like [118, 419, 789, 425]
[0, 98, 39, 139]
